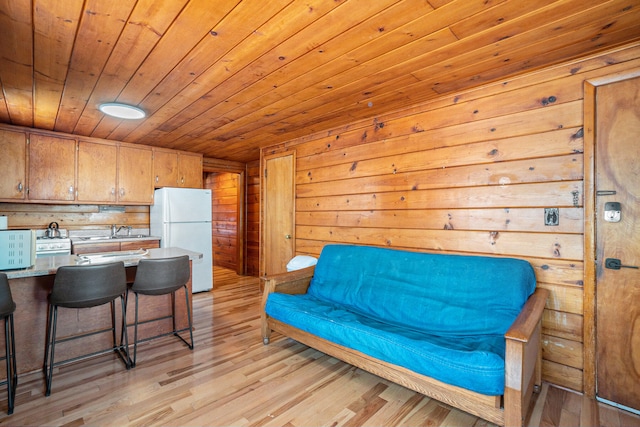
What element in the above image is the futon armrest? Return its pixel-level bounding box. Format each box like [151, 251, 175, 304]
[261, 266, 315, 344]
[503, 287, 548, 426]
[261, 265, 315, 296]
[505, 288, 549, 342]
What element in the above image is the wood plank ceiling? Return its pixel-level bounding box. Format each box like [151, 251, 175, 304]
[1, 0, 640, 163]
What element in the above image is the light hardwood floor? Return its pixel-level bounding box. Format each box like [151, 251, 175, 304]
[0, 267, 638, 426]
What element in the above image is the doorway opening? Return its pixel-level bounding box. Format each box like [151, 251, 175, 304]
[203, 165, 246, 276]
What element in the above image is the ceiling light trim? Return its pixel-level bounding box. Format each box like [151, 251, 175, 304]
[99, 102, 146, 119]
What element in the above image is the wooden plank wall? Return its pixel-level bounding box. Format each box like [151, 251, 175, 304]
[0, 203, 148, 232]
[246, 160, 261, 276]
[261, 41, 640, 393]
[205, 172, 239, 270]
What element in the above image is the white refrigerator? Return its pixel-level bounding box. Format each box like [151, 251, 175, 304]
[150, 188, 213, 292]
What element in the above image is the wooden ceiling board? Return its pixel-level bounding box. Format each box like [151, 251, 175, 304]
[105, 0, 297, 142]
[225, 0, 640, 148]
[157, 1, 445, 149]
[159, 0, 503, 148]
[88, 0, 240, 140]
[53, 0, 138, 132]
[427, 2, 640, 94]
[123, 0, 406, 147]
[0, 0, 34, 124]
[71, 0, 191, 136]
[124, 0, 352, 142]
[1, 0, 640, 162]
[151, 0, 617, 152]
[448, 0, 559, 40]
[32, 0, 84, 130]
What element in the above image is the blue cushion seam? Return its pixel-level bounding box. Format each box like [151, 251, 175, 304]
[271, 303, 503, 377]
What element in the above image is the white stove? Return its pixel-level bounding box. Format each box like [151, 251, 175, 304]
[35, 229, 71, 257]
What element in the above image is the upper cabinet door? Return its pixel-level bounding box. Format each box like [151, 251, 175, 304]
[77, 140, 118, 203]
[178, 153, 203, 188]
[118, 145, 153, 204]
[0, 129, 27, 200]
[28, 134, 76, 202]
[153, 149, 179, 187]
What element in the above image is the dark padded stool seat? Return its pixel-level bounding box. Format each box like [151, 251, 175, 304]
[0, 273, 17, 415]
[44, 262, 130, 396]
[129, 255, 193, 367]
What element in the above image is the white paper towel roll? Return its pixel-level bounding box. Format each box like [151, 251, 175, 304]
[0, 216, 7, 230]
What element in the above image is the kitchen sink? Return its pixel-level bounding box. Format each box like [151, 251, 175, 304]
[78, 234, 150, 241]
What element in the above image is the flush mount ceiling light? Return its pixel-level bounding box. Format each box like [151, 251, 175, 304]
[98, 102, 146, 119]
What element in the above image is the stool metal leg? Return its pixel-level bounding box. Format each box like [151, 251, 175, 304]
[44, 305, 58, 396]
[132, 292, 140, 368]
[183, 286, 194, 350]
[171, 287, 194, 349]
[119, 295, 130, 369]
[4, 313, 16, 415]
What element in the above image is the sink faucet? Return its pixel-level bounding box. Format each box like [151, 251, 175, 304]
[111, 224, 132, 237]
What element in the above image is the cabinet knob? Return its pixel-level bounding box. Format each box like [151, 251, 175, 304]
[120, 188, 125, 197]
[69, 186, 74, 194]
[17, 182, 23, 192]
[155, 176, 159, 183]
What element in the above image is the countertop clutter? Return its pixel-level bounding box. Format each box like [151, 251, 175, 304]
[3, 247, 202, 279]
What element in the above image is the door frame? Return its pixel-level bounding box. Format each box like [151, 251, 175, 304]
[202, 159, 247, 276]
[583, 68, 640, 398]
[260, 149, 296, 277]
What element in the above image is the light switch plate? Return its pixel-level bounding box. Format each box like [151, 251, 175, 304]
[544, 208, 559, 226]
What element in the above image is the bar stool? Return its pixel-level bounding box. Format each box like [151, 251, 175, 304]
[0, 273, 17, 415]
[129, 255, 193, 367]
[43, 261, 130, 396]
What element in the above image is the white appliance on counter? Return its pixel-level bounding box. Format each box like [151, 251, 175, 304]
[150, 188, 213, 292]
[0, 229, 36, 270]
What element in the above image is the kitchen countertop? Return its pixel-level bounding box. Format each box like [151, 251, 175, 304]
[2, 247, 202, 279]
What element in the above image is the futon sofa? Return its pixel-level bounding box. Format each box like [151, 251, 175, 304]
[261, 244, 549, 426]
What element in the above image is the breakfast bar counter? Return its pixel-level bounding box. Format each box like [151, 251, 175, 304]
[4, 246, 202, 279]
[1, 247, 202, 377]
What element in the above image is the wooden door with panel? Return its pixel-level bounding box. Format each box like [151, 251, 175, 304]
[262, 151, 295, 276]
[595, 75, 640, 414]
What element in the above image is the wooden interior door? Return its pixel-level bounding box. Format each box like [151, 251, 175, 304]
[595, 76, 640, 413]
[262, 152, 295, 275]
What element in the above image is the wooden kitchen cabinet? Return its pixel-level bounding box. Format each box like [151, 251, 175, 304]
[120, 240, 160, 251]
[178, 152, 203, 188]
[153, 149, 179, 187]
[78, 141, 153, 205]
[118, 144, 154, 204]
[72, 242, 120, 255]
[28, 134, 76, 202]
[0, 129, 27, 201]
[0, 124, 199, 205]
[77, 140, 118, 203]
[153, 149, 202, 189]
